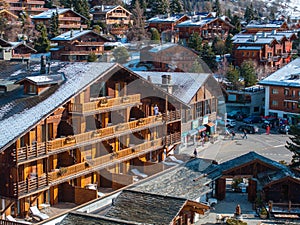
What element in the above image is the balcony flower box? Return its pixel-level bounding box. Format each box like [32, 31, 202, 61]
[92, 130, 102, 137]
[137, 118, 145, 125]
[98, 98, 108, 107]
[64, 136, 76, 145]
[116, 124, 126, 131]
[58, 167, 68, 176]
[122, 96, 130, 103]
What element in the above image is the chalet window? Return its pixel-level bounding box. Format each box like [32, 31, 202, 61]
[267, 52, 272, 58]
[272, 100, 278, 106]
[254, 107, 259, 112]
[204, 99, 211, 114]
[292, 90, 295, 97]
[292, 103, 295, 110]
[252, 52, 255, 57]
[284, 89, 289, 96]
[247, 52, 249, 56]
[284, 101, 288, 108]
[196, 101, 203, 118]
[28, 84, 36, 94]
[272, 89, 278, 94]
[298, 91, 300, 97]
[242, 52, 244, 56]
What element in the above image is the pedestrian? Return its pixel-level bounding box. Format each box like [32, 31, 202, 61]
[242, 129, 247, 139]
[231, 130, 235, 140]
[153, 104, 159, 115]
[266, 125, 270, 135]
[193, 148, 198, 158]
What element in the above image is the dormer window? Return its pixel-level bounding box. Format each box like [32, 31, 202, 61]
[28, 84, 37, 94]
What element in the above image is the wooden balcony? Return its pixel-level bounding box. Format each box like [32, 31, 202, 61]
[13, 114, 164, 164]
[12, 143, 46, 163]
[46, 115, 163, 153]
[12, 54, 31, 59]
[162, 110, 181, 123]
[60, 50, 103, 56]
[165, 132, 181, 145]
[59, 24, 88, 29]
[75, 42, 104, 47]
[13, 174, 48, 197]
[69, 94, 141, 115]
[48, 138, 164, 185]
[59, 17, 81, 22]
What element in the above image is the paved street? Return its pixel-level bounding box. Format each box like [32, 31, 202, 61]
[179, 123, 294, 225]
[180, 123, 292, 165]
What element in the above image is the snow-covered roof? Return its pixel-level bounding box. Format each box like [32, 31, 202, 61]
[148, 14, 186, 23]
[176, 17, 215, 27]
[0, 62, 116, 150]
[246, 20, 286, 29]
[233, 37, 276, 45]
[236, 46, 262, 50]
[17, 74, 65, 86]
[51, 30, 92, 41]
[148, 43, 177, 53]
[135, 71, 210, 104]
[259, 58, 300, 87]
[31, 8, 71, 19]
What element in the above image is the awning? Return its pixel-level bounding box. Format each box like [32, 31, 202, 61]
[188, 129, 198, 136]
[197, 125, 207, 132]
[206, 122, 215, 127]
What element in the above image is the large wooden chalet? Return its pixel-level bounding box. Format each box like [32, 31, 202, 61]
[4, 0, 47, 16]
[51, 29, 110, 62]
[244, 20, 290, 34]
[90, 5, 132, 35]
[31, 8, 89, 33]
[0, 60, 185, 219]
[232, 30, 297, 71]
[0, 38, 37, 60]
[175, 17, 234, 44]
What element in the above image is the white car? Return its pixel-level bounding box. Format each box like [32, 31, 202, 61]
[201, 198, 218, 207]
[226, 119, 236, 128]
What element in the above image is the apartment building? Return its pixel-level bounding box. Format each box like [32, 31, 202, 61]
[4, 0, 47, 16]
[0, 60, 185, 218]
[31, 8, 88, 33]
[51, 29, 110, 62]
[232, 30, 297, 71]
[90, 5, 132, 35]
[259, 57, 300, 124]
[175, 17, 234, 44]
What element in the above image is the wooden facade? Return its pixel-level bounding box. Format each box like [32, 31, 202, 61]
[148, 15, 189, 33]
[31, 8, 88, 33]
[91, 5, 132, 35]
[4, 0, 47, 16]
[176, 17, 234, 44]
[232, 31, 297, 71]
[0, 38, 36, 60]
[0, 63, 184, 218]
[244, 20, 290, 34]
[51, 30, 108, 62]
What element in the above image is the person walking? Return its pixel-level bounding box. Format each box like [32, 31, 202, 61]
[242, 129, 247, 139]
[193, 148, 198, 158]
[231, 130, 235, 140]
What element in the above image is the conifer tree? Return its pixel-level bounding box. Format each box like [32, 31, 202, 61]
[226, 65, 240, 90]
[213, 0, 221, 17]
[148, 0, 169, 17]
[34, 24, 51, 53]
[201, 43, 217, 71]
[240, 60, 257, 87]
[150, 28, 160, 43]
[187, 32, 202, 52]
[170, 0, 183, 15]
[286, 126, 300, 168]
[50, 12, 59, 38]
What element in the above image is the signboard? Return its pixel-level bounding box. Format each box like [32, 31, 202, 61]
[203, 115, 209, 125]
[192, 120, 199, 129]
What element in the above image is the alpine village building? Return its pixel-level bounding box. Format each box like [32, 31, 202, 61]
[31, 8, 89, 33]
[0, 60, 185, 218]
[50, 29, 110, 62]
[3, 0, 47, 16]
[232, 30, 297, 71]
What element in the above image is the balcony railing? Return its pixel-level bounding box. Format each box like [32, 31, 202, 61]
[46, 115, 163, 153]
[162, 110, 181, 123]
[13, 174, 48, 197]
[69, 94, 141, 114]
[75, 42, 104, 46]
[12, 143, 46, 163]
[58, 17, 81, 22]
[13, 115, 164, 164]
[48, 138, 164, 184]
[165, 132, 181, 145]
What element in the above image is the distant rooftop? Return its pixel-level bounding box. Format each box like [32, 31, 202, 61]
[259, 58, 300, 87]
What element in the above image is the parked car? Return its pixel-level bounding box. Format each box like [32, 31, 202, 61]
[238, 124, 259, 134]
[261, 118, 277, 129]
[226, 119, 236, 128]
[227, 110, 242, 119]
[243, 116, 262, 124]
[201, 198, 218, 207]
[278, 125, 290, 134]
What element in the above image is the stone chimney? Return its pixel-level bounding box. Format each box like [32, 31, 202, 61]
[161, 75, 173, 94]
[40, 55, 46, 74]
[147, 75, 152, 83]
